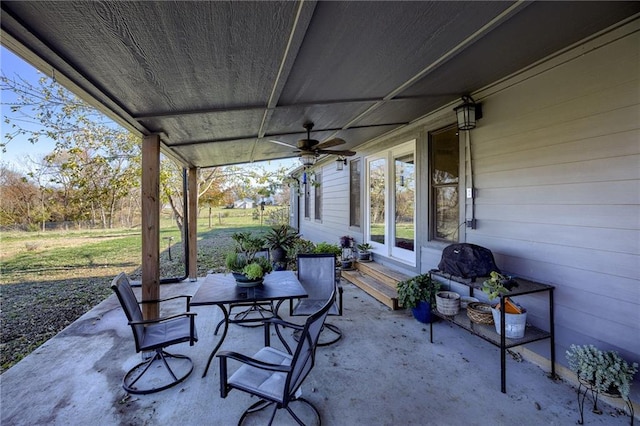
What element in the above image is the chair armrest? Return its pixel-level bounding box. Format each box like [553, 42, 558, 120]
[129, 311, 196, 326]
[262, 318, 301, 353]
[263, 318, 304, 331]
[139, 294, 193, 309]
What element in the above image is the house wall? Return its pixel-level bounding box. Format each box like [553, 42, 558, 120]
[298, 20, 639, 395]
[460, 23, 639, 371]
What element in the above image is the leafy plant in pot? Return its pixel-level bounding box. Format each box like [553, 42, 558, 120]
[397, 274, 441, 323]
[264, 225, 299, 270]
[226, 232, 272, 285]
[356, 242, 373, 261]
[482, 271, 526, 338]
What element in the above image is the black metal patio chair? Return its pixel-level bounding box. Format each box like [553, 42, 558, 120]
[289, 253, 343, 346]
[111, 272, 198, 394]
[217, 286, 336, 425]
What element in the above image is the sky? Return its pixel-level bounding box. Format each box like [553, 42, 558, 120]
[1, 46, 58, 168]
[0, 46, 297, 173]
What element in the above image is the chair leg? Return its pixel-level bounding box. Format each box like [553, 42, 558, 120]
[292, 323, 342, 347]
[317, 323, 342, 347]
[237, 398, 320, 426]
[123, 349, 193, 395]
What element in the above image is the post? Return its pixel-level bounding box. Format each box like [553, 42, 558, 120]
[188, 167, 198, 280]
[141, 134, 160, 319]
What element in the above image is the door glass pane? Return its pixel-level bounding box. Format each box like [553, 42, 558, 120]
[369, 158, 385, 244]
[395, 153, 414, 251]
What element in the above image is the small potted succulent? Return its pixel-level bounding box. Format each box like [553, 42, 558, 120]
[356, 242, 373, 261]
[397, 274, 441, 323]
[566, 344, 638, 401]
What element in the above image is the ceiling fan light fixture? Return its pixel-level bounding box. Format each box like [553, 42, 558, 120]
[299, 153, 316, 167]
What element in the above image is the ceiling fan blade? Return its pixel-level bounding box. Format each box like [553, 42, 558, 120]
[268, 139, 297, 148]
[317, 149, 356, 156]
[315, 138, 345, 150]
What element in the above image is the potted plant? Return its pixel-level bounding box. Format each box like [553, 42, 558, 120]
[339, 236, 355, 269]
[397, 274, 441, 323]
[285, 237, 316, 270]
[339, 235, 354, 249]
[566, 344, 638, 401]
[264, 225, 299, 269]
[356, 242, 373, 261]
[313, 242, 342, 278]
[482, 271, 526, 338]
[227, 232, 272, 285]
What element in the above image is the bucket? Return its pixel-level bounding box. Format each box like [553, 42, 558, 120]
[491, 307, 527, 339]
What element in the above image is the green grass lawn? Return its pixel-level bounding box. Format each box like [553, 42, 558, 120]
[0, 207, 287, 372]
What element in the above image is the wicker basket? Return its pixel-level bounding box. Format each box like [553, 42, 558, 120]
[436, 291, 460, 316]
[466, 302, 494, 325]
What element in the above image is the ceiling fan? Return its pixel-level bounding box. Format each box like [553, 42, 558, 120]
[269, 122, 355, 166]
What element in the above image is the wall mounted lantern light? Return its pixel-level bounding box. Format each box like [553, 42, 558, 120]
[454, 95, 483, 130]
[335, 156, 347, 171]
[299, 153, 316, 167]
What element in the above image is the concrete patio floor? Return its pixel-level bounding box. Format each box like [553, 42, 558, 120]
[1, 277, 635, 426]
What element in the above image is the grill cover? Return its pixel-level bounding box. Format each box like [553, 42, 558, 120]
[437, 243, 500, 279]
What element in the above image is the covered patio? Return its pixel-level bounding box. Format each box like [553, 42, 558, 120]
[2, 2, 638, 424]
[0, 278, 632, 425]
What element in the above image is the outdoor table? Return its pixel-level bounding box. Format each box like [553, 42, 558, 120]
[191, 271, 308, 377]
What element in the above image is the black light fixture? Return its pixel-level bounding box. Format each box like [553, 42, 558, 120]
[335, 156, 347, 171]
[454, 95, 483, 130]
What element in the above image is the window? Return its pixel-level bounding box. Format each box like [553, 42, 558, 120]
[430, 126, 460, 242]
[314, 171, 322, 220]
[349, 159, 361, 227]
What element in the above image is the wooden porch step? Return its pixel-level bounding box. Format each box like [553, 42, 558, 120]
[354, 261, 411, 288]
[341, 269, 400, 310]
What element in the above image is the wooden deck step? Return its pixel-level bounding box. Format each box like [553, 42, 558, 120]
[342, 266, 407, 310]
[355, 261, 412, 288]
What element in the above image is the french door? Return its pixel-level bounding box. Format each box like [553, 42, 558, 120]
[365, 140, 415, 265]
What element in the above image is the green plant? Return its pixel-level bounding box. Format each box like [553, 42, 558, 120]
[264, 225, 299, 251]
[253, 255, 273, 275]
[313, 242, 342, 256]
[481, 271, 516, 300]
[285, 237, 316, 270]
[231, 231, 265, 262]
[225, 252, 247, 272]
[566, 344, 638, 400]
[242, 262, 264, 280]
[356, 242, 372, 252]
[397, 274, 441, 309]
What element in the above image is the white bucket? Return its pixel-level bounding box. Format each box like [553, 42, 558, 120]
[491, 308, 527, 339]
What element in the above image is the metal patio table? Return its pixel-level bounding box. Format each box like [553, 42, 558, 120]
[191, 271, 308, 377]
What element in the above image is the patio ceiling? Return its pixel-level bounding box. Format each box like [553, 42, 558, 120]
[2, 1, 638, 168]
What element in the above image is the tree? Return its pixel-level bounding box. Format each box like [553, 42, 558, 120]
[0, 165, 39, 227]
[2, 73, 141, 228]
